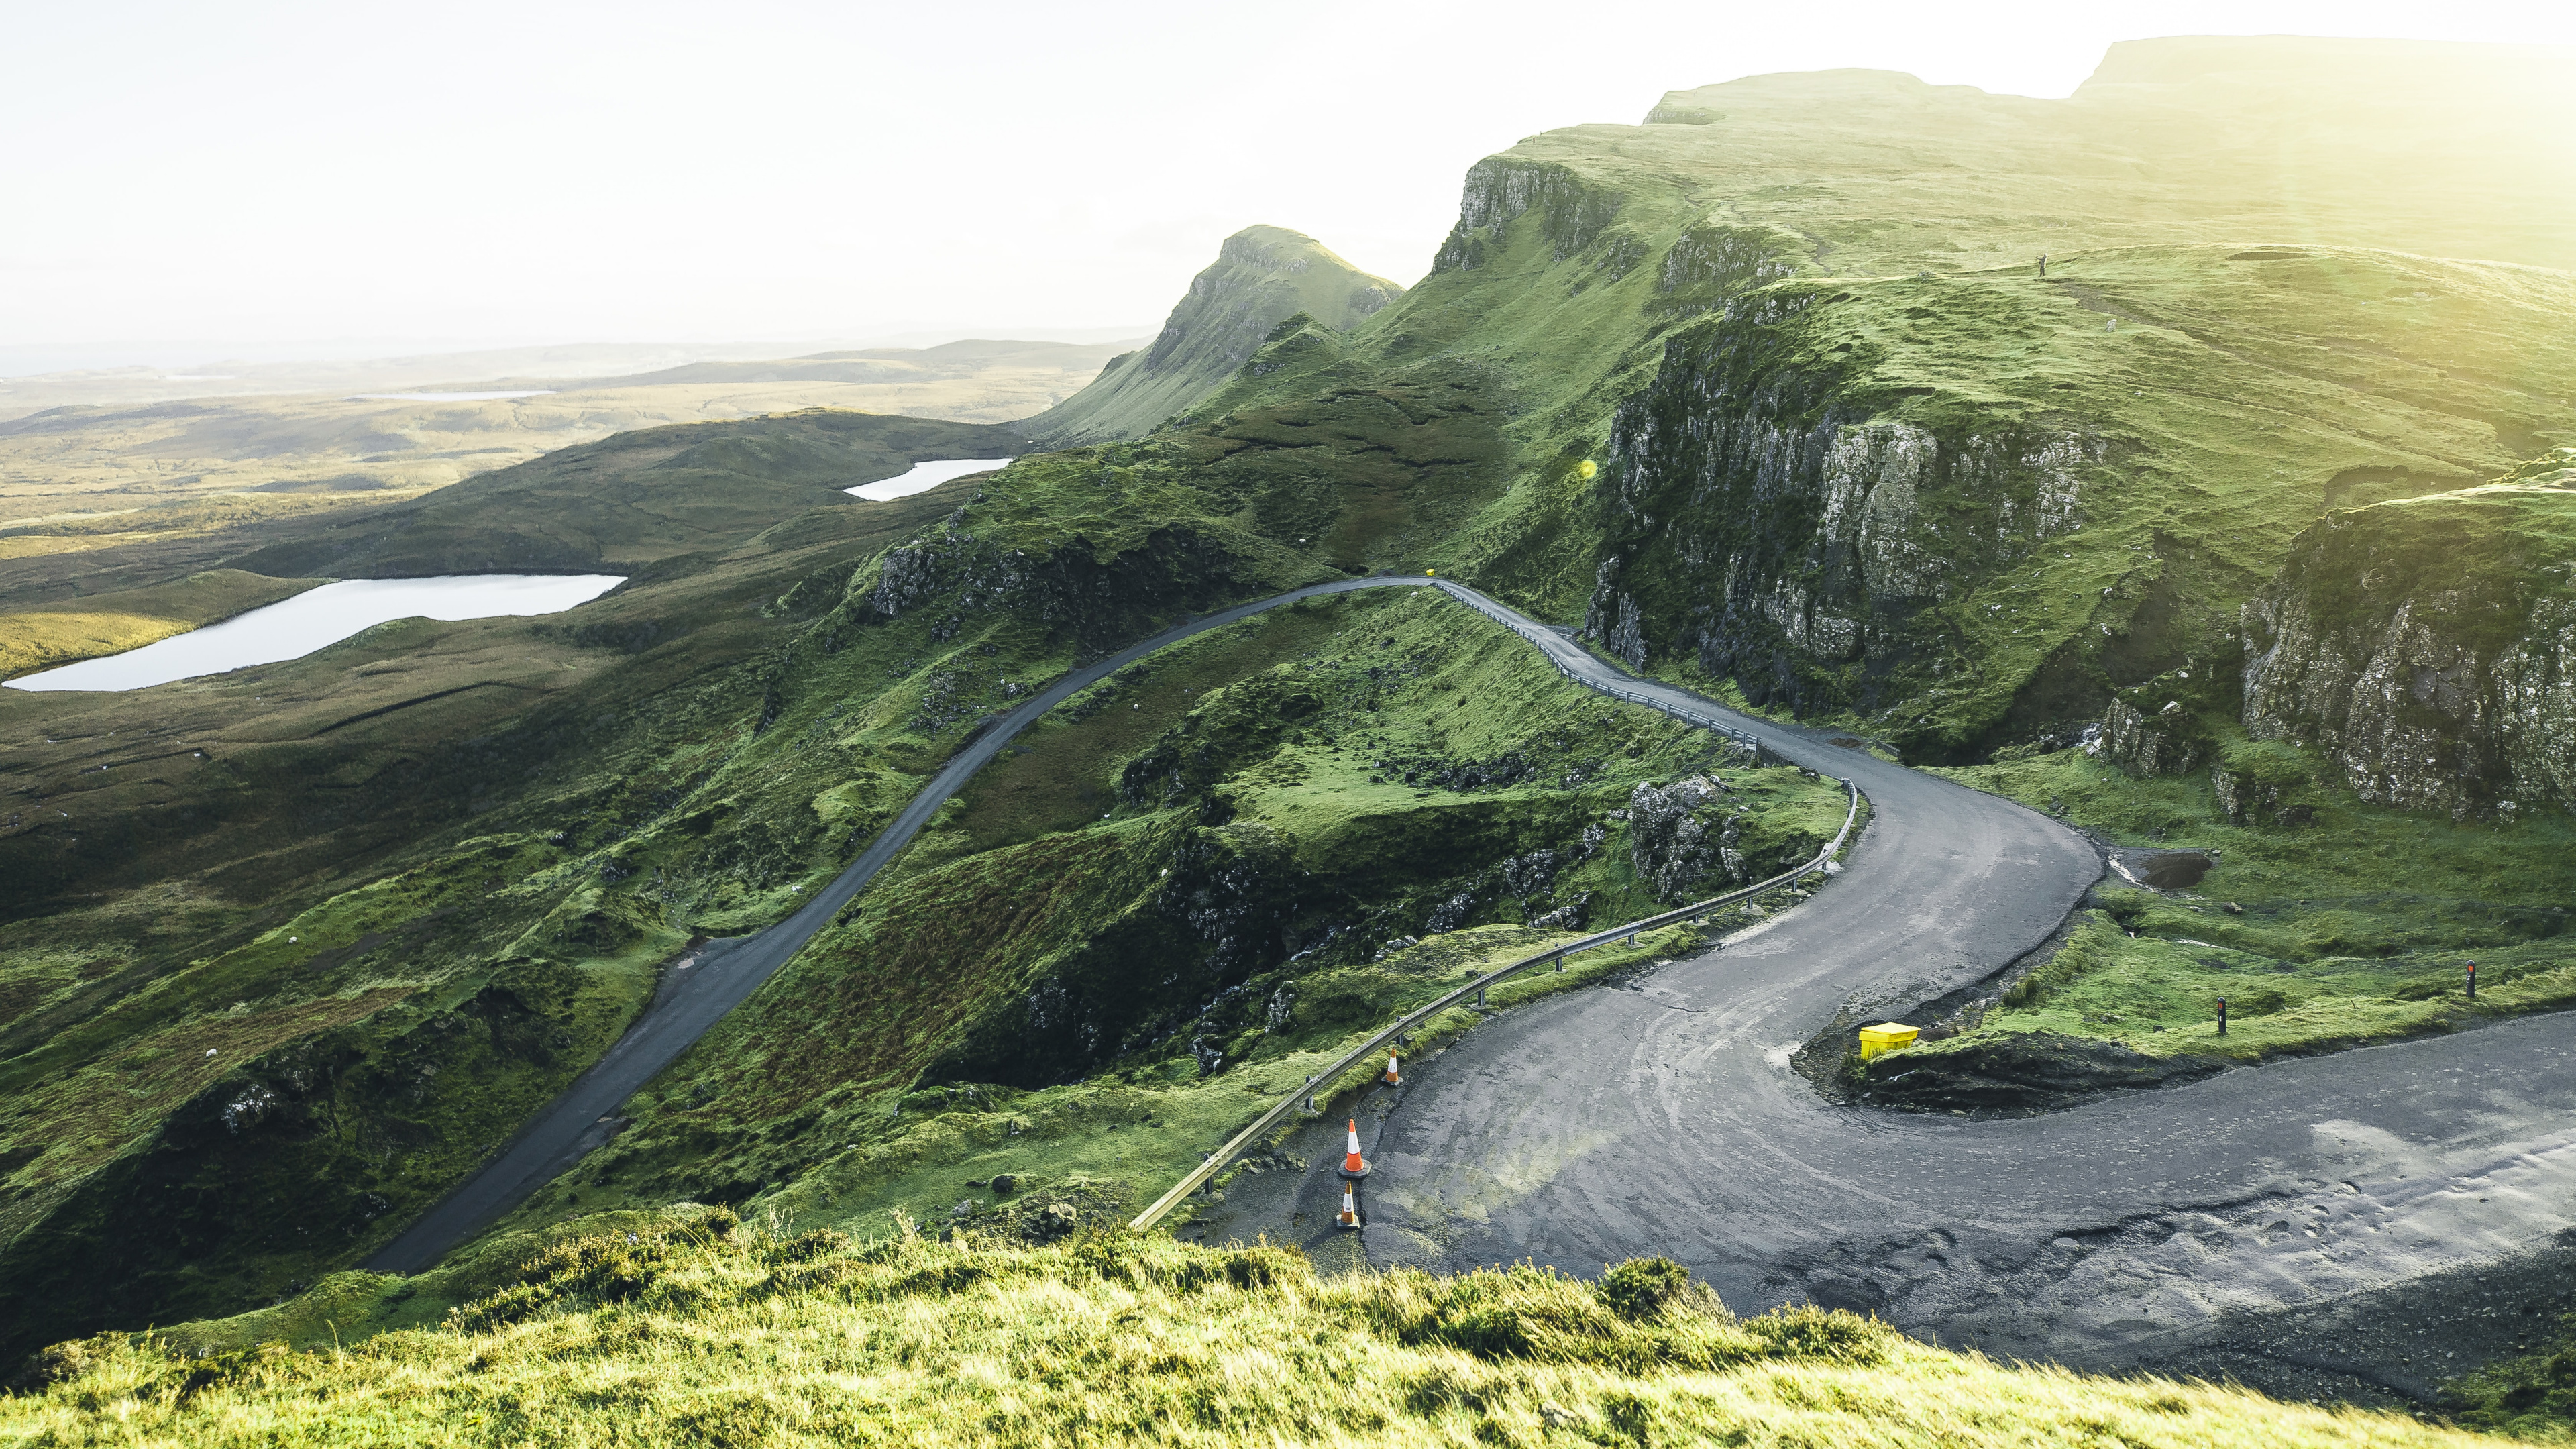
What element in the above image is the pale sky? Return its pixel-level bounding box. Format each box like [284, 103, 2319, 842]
[4, 0, 2568, 368]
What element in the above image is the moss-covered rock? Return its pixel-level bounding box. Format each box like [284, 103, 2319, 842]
[2243, 468, 2576, 819]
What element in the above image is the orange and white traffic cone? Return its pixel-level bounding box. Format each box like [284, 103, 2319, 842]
[1340, 1118, 1369, 1179]
[1383, 1050, 1403, 1085]
[1335, 1179, 1361, 1230]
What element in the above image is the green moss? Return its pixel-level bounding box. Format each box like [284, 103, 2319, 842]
[2273, 482, 2576, 659]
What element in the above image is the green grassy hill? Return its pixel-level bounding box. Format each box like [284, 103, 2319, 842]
[5, 36, 2575, 1436]
[1022, 225, 1403, 446]
[0, 412, 1841, 1366]
[0, 1216, 2506, 1447]
[1167, 36, 2575, 762]
[220, 410, 1028, 579]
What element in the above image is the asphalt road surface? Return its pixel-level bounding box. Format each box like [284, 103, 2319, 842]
[370, 576, 2574, 1407]
[367, 576, 1432, 1273]
[1214, 587, 2576, 1403]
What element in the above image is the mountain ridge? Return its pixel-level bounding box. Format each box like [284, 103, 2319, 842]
[1022, 225, 1403, 446]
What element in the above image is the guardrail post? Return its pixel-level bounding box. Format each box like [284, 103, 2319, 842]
[1475, 981, 1486, 1008]
[1303, 1075, 1316, 1112]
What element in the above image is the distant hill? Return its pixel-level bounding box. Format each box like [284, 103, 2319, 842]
[1022, 226, 1403, 446]
[0, 340, 1128, 612]
[0, 338, 1148, 422]
[222, 410, 1026, 578]
[514, 338, 1142, 398]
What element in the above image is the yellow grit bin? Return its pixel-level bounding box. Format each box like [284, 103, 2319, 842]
[1858, 1022, 1920, 1059]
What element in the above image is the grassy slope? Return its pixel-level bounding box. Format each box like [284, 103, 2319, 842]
[0, 449, 1008, 1360]
[0, 570, 327, 679]
[219, 409, 1028, 579]
[2278, 481, 2576, 645]
[0, 415, 1195, 1357]
[1841, 742, 2570, 1095]
[0, 414, 1841, 1364]
[1, 1214, 2498, 1448]
[1171, 46, 2575, 759]
[1022, 225, 1402, 447]
[504, 582, 1842, 1238]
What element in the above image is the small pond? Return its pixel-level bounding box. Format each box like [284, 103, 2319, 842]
[845, 458, 1014, 501]
[7, 574, 625, 692]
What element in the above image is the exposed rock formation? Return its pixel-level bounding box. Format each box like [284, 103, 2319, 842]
[1626, 775, 1746, 902]
[2087, 694, 2202, 777]
[1023, 226, 1401, 446]
[1433, 156, 1630, 270]
[2241, 469, 2576, 818]
[1585, 312, 2104, 733]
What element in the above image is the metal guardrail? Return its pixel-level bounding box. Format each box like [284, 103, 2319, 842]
[1129, 771, 1864, 1231]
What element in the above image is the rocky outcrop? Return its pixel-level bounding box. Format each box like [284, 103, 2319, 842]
[2241, 472, 2576, 818]
[2087, 694, 2204, 777]
[1627, 775, 1748, 902]
[1583, 311, 2104, 725]
[1432, 156, 1629, 270]
[852, 517, 1260, 660]
[1655, 221, 1807, 315]
[1023, 226, 1402, 446]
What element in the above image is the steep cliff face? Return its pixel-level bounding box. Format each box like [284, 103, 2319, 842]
[1432, 156, 1632, 270]
[2241, 464, 2576, 819]
[1575, 294, 2124, 753]
[1022, 225, 1401, 447]
[1185, 46, 2575, 759]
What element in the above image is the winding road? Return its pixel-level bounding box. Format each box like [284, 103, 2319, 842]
[371, 576, 2576, 1403]
[1216, 590, 2576, 1403]
[370, 576, 1428, 1273]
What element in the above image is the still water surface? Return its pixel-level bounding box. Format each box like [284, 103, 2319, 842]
[7, 574, 625, 692]
[844, 458, 1014, 501]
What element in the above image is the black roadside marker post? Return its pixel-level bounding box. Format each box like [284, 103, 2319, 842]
[2467, 961, 2477, 1001]
[2217, 998, 2228, 1036]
